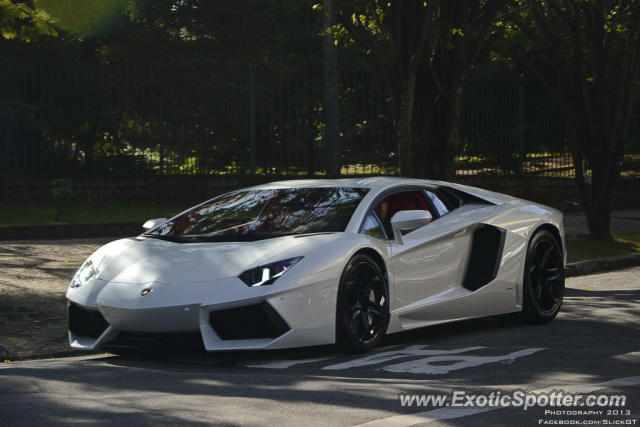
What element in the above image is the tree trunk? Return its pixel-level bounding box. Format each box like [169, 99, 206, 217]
[413, 94, 454, 179]
[323, 0, 340, 177]
[396, 72, 417, 176]
[445, 82, 466, 179]
[585, 153, 617, 240]
[585, 205, 612, 240]
[571, 133, 619, 241]
[411, 68, 462, 180]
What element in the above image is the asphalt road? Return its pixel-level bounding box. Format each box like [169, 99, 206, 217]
[1, 267, 639, 426]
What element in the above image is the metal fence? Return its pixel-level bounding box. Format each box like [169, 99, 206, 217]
[1, 55, 638, 179]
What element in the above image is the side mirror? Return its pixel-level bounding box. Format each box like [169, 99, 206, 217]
[390, 210, 432, 244]
[142, 218, 168, 231]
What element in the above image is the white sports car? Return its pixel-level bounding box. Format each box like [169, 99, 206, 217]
[67, 177, 566, 352]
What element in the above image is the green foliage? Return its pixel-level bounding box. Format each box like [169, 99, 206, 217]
[567, 233, 640, 263]
[0, 0, 57, 41]
[51, 178, 72, 221]
[507, 0, 640, 238]
[51, 178, 72, 200]
[0, 201, 184, 226]
[0, 0, 328, 177]
[36, 0, 134, 38]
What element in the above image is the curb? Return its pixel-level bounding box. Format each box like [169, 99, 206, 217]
[2, 350, 86, 363]
[565, 253, 640, 277]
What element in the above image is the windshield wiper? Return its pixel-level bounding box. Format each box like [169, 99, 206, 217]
[194, 233, 297, 242]
[141, 234, 192, 243]
[142, 232, 333, 243]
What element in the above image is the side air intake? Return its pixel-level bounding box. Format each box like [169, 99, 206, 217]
[462, 224, 506, 292]
[67, 302, 109, 338]
[209, 302, 290, 340]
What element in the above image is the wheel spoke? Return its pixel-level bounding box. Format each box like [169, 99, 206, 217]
[359, 310, 369, 336]
[365, 303, 383, 318]
[528, 238, 564, 316]
[357, 289, 372, 305]
[345, 280, 358, 295]
[551, 282, 562, 299]
[545, 274, 560, 283]
[542, 284, 552, 310]
[349, 312, 362, 337]
[358, 265, 373, 281]
[540, 245, 554, 269]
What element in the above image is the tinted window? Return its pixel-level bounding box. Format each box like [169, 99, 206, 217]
[375, 190, 435, 221]
[361, 213, 385, 240]
[146, 187, 368, 242]
[373, 190, 434, 239]
[424, 190, 449, 216]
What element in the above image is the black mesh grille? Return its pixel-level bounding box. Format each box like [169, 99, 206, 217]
[209, 302, 290, 340]
[67, 302, 109, 338]
[102, 331, 204, 349]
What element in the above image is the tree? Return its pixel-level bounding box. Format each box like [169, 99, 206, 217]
[0, 0, 57, 42]
[329, 0, 504, 178]
[1, 0, 326, 176]
[413, 1, 505, 179]
[509, 1, 640, 239]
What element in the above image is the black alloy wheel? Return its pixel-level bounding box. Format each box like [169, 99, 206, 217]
[521, 230, 565, 323]
[336, 254, 389, 352]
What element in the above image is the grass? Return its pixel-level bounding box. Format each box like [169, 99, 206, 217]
[0, 202, 188, 227]
[566, 233, 640, 263]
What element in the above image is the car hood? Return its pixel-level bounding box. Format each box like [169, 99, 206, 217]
[90, 234, 342, 284]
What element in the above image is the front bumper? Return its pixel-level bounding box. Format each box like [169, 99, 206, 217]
[66, 271, 338, 351]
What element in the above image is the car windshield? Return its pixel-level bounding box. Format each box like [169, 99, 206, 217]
[144, 187, 369, 242]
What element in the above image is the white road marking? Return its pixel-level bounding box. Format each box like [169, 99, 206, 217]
[245, 356, 336, 369]
[354, 375, 640, 427]
[322, 345, 485, 371]
[356, 407, 494, 427]
[534, 375, 640, 394]
[0, 354, 109, 369]
[381, 347, 545, 375]
[613, 351, 640, 363]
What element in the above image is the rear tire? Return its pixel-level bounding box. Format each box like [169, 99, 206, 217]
[336, 254, 389, 352]
[520, 230, 565, 323]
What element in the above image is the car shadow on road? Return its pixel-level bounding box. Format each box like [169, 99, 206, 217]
[1, 286, 638, 425]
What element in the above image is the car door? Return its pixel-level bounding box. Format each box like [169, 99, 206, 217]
[388, 188, 518, 329]
[386, 189, 472, 316]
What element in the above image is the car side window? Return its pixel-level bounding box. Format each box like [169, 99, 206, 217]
[424, 190, 449, 217]
[377, 190, 436, 221]
[361, 213, 386, 240]
[370, 190, 436, 240]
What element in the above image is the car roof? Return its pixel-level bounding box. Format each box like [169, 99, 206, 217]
[246, 176, 447, 192]
[244, 176, 520, 206]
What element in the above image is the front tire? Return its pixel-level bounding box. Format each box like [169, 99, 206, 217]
[336, 254, 389, 352]
[521, 230, 565, 323]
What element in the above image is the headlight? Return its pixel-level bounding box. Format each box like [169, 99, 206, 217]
[70, 259, 99, 289]
[239, 257, 303, 287]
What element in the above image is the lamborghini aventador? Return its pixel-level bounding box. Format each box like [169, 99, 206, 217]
[66, 177, 566, 352]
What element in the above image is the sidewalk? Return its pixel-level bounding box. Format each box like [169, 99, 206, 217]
[563, 210, 640, 237]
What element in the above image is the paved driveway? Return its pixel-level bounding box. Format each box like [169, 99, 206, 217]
[0, 238, 111, 358]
